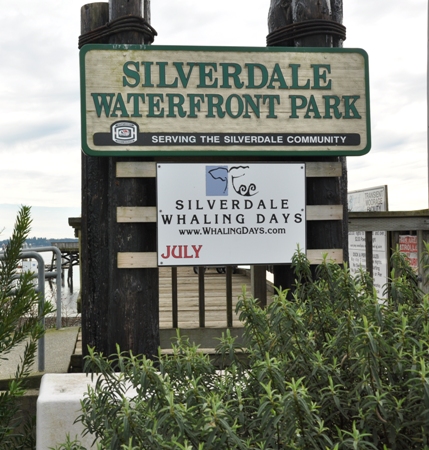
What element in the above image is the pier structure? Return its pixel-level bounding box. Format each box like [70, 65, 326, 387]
[69, 207, 429, 360]
[50, 241, 80, 288]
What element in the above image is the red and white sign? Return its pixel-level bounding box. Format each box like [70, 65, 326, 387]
[348, 185, 388, 298]
[399, 235, 418, 270]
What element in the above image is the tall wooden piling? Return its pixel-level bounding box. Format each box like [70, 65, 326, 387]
[81, 2, 111, 358]
[268, 0, 348, 290]
[80, 1, 159, 358]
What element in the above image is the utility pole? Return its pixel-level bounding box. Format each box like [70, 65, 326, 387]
[267, 0, 348, 289]
[80, 0, 159, 359]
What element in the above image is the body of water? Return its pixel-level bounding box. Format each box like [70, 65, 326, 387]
[25, 251, 81, 325]
[46, 264, 80, 318]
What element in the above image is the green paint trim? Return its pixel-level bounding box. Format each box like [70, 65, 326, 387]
[81, 148, 370, 157]
[80, 44, 369, 56]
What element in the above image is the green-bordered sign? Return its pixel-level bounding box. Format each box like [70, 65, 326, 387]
[80, 45, 370, 157]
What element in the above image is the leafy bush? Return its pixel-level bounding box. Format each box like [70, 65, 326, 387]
[0, 206, 54, 448]
[60, 248, 429, 449]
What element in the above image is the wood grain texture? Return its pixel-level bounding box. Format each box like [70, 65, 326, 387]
[117, 206, 157, 223]
[80, 2, 112, 358]
[118, 252, 158, 268]
[116, 161, 342, 179]
[116, 205, 342, 223]
[116, 162, 157, 178]
[117, 249, 343, 268]
[307, 249, 343, 264]
[268, 0, 347, 290]
[81, 0, 160, 359]
[307, 205, 343, 221]
[305, 162, 342, 178]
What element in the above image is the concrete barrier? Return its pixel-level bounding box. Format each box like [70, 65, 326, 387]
[36, 374, 98, 450]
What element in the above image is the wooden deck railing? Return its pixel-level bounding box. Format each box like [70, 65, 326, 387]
[116, 161, 344, 328]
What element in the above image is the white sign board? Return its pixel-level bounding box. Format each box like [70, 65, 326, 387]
[157, 163, 306, 266]
[348, 185, 388, 298]
[348, 186, 388, 212]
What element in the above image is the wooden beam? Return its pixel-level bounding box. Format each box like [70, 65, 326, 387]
[116, 162, 156, 178]
[306, 249, 343, 265]
[307, 205, 343, 221]
[306, 162, 342, 178]
[117, 206, 157, 223]
[349, 210, 429, 232]
[116, 161, 341, 179]
[118, 249, 343, 269]
[117, 205, 342, 223]
[118, 252, 157, 269]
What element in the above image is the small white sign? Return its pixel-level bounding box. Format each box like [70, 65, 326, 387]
[157, 163, 306, 266]
[348, 186, 387, 212]
[348, 185, 388, 298]
[399, 235, 418, 271]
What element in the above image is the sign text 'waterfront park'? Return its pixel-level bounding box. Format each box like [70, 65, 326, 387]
[80, 45, 370, 157]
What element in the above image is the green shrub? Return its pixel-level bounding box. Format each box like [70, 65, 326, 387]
[59, 248, 429, 449]
[0, 206, 54, 448]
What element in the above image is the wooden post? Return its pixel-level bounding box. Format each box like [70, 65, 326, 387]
[81, 0, 159, 358]
[365, 231, 374, 278]
[81, 2, 111, 358]
[251, 266, 267, 308]
[144, 0, 151, 25]
[226, 266, 233, 327]
[198, 269, 205, 328]
[172, 267, 178, 328]
[268, 0, 348, 292]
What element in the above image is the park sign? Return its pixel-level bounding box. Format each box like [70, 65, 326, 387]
[80, 44, 370, 157]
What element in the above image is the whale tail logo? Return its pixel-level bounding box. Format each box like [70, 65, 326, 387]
[206, 165, 258, 197]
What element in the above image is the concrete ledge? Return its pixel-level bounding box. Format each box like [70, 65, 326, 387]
[36, 374, 98, 450]
[37, 373, 138, 450]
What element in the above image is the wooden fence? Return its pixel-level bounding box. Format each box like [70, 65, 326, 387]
[115, 161, 344, 328]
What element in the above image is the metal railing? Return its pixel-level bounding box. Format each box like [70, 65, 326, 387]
[22, 246, 63, 330]
[0, 246, 63, 372]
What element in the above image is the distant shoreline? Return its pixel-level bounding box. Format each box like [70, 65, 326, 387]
[0, 237, 78, 248]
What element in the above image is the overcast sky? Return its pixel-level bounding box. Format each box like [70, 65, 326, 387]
[0, 0, 427, 239]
